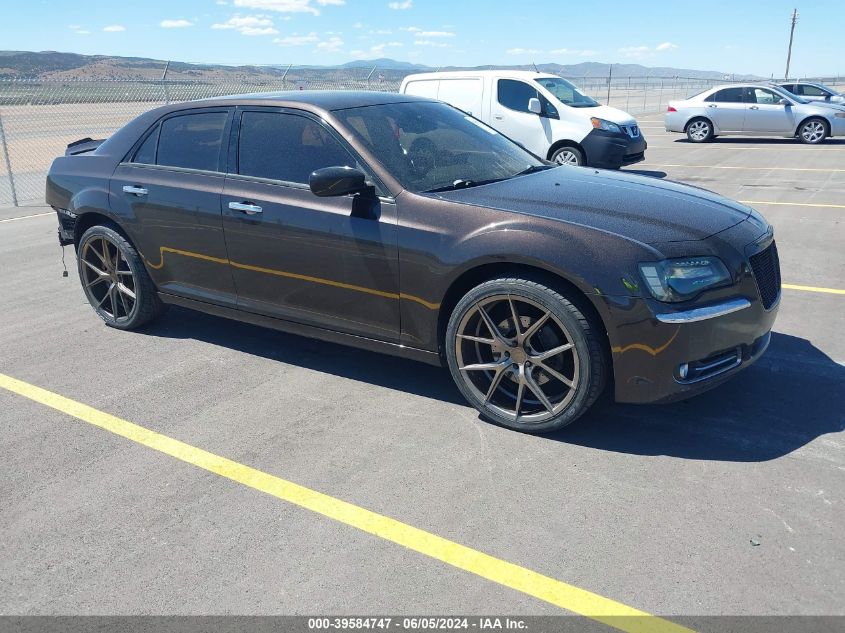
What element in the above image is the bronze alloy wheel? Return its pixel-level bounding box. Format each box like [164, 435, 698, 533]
[446, 278, 606, 432]
[77, 225, 165, 330]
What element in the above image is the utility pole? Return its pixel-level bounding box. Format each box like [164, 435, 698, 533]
[784, 8, 798, 80]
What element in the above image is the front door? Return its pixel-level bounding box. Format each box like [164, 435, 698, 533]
[110, 107, 237, 307]
[743, 88, 795, 134]
[221, 108, 400, 342]
[490, 79, 552, 157]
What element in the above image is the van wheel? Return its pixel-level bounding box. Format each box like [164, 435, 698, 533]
[550, 146, 584, 166]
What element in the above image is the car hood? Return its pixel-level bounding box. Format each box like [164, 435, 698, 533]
[431, 167, 752, 244]
[572, 103, 637, 125]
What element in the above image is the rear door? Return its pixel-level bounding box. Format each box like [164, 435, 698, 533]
[491, 79, 553, 157]
[743, 88, 795, 134]
[110, 107, 237, 306]
[221, 107, 400, 341]
[703, 87, 746, 131]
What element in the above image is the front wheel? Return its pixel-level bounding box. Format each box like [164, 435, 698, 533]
[798, 118, 828, 144]
[445, 277, 607, 433]
[550, 146, 584, 166]
[77, 224, 165, 330]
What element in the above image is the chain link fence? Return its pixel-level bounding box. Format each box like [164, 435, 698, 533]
[1, 72, 843, 206]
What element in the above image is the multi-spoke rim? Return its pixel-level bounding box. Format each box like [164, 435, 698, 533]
[79, 235, 137, 323]
[688, 120, 709, 141]
[553, 149, 580, 166]
[455, 294, 580, 425]
[801, 120, 825, 143]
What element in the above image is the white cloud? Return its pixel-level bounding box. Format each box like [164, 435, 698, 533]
[388, 0, 412, 8]
[351, 41, 402, 59]
[233, 0, 337, 15]
[414, 39, 449, 48]
[548, 48, 596, 57]
[316, 35, 344, 52]
[103, 25, 126, 32]
[369, 29, 392, 34]
[212, 15, 278, 35]
[618, 45, 651, 59]
[216, 0, 228, 4]
[352, 21, 364, 28]
[416, 30, 453, 37]
[656, 41, 678, 51]
[273, 31, 320, 45]
[400, 26, 421, 32]
[160, 19, 194, 28]
[506, 47, 541, 55]
[68, 25, 91, 35]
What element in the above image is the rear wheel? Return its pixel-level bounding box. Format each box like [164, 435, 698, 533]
[798, 118, 828, 144]
[445, 277, 606, 433]
[686, 118, 713, 143]
[77, 224, 165, 330]
[550, 146, 584, 166]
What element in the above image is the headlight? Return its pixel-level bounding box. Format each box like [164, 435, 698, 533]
[638, 257, 731, 302]
[591, 117, 622, 133]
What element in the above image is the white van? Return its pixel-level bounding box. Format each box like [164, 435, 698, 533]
[400, 70, 646, 168]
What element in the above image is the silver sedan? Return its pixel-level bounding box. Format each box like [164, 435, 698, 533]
[665, 84, 845, 144]
[778, 81, 845, 105]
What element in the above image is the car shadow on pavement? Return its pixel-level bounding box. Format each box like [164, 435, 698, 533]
[141, 306, 466, 406]
[554, 331, 845, 462]
[144, 311, 842, 462]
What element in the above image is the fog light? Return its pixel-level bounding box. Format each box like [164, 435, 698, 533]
[678, 363, 689, 380]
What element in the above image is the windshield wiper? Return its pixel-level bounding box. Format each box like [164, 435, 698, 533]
[513, 165, 555, 177]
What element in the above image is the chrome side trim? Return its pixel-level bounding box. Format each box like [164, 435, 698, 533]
[655, 298, 752, 324]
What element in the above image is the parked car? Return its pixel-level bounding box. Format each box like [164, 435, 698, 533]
[47, 91, 779, 433]
[665, 83, 845, 143]
[778, 81, 845, 104]
[400, 70, 645, 169]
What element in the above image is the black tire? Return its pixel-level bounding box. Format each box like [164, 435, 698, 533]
[550, 145, 584, 166]
[797, 118, 828, 144]
[445, 277, 607, 433]
[686, 117, 713, 143]
[77, 224, 165, 330]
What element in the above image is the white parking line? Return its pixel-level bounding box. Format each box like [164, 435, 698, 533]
[0, 211, 53, 223]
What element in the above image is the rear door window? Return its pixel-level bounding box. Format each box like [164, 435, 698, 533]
[156, 111, 229, 172]
[800, 84, 828, 97]
[237, 111, 356, 185]
[709, 87, 745, 103]
[132, 124, 159, 164]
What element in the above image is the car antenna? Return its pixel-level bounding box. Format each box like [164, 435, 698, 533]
[533, 62, 539, 73]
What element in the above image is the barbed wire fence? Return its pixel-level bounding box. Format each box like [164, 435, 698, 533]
[1, 71, 842, 206]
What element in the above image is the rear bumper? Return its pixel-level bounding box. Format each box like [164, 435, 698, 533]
[581, 128, 647, 169]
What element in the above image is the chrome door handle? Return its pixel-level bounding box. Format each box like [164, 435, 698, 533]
[707, 104, 718, 108]
[229, 201, 263, 215]
[494, 115, 504, 120]
[122, 185, 148, 196]
[749, 105, 760, 110]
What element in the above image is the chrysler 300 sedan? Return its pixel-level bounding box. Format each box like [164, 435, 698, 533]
[47, 91, 780, 433]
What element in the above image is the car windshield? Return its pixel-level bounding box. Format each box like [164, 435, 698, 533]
[533, 77, 599, 108]
[334, 101, 548, 193]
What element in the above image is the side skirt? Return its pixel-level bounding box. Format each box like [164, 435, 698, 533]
[158, 292, 444, 367]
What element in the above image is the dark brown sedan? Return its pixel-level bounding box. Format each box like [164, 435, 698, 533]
[46, 91, 780, 432]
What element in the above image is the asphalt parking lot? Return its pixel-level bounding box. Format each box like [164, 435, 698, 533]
[1, 119, 843, 631]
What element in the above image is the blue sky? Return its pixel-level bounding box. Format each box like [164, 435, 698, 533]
[3, 0, 842, 76]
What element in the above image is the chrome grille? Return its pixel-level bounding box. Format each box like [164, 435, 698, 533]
[748, 241, 781, 309]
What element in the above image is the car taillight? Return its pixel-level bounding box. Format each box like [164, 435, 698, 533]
[667, 105, 677, 112]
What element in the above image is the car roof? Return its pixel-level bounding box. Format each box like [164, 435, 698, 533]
[404, 70, 562, 81]
[181, 90, 433, 111]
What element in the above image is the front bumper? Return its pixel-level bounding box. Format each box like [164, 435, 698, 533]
[581, 128, 647, 169]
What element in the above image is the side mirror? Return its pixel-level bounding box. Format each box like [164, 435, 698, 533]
[528, 98, 542, 115]
[309, 166, 369, 197]
[778, 98, 791, 106]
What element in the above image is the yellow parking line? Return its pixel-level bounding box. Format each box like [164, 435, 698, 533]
[738, 200, 845, 209]
[640, 163, 845, 173]
[0, 211, 53, 223]
[0, 373, 691, 633]
[783, 284, 845, 295]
